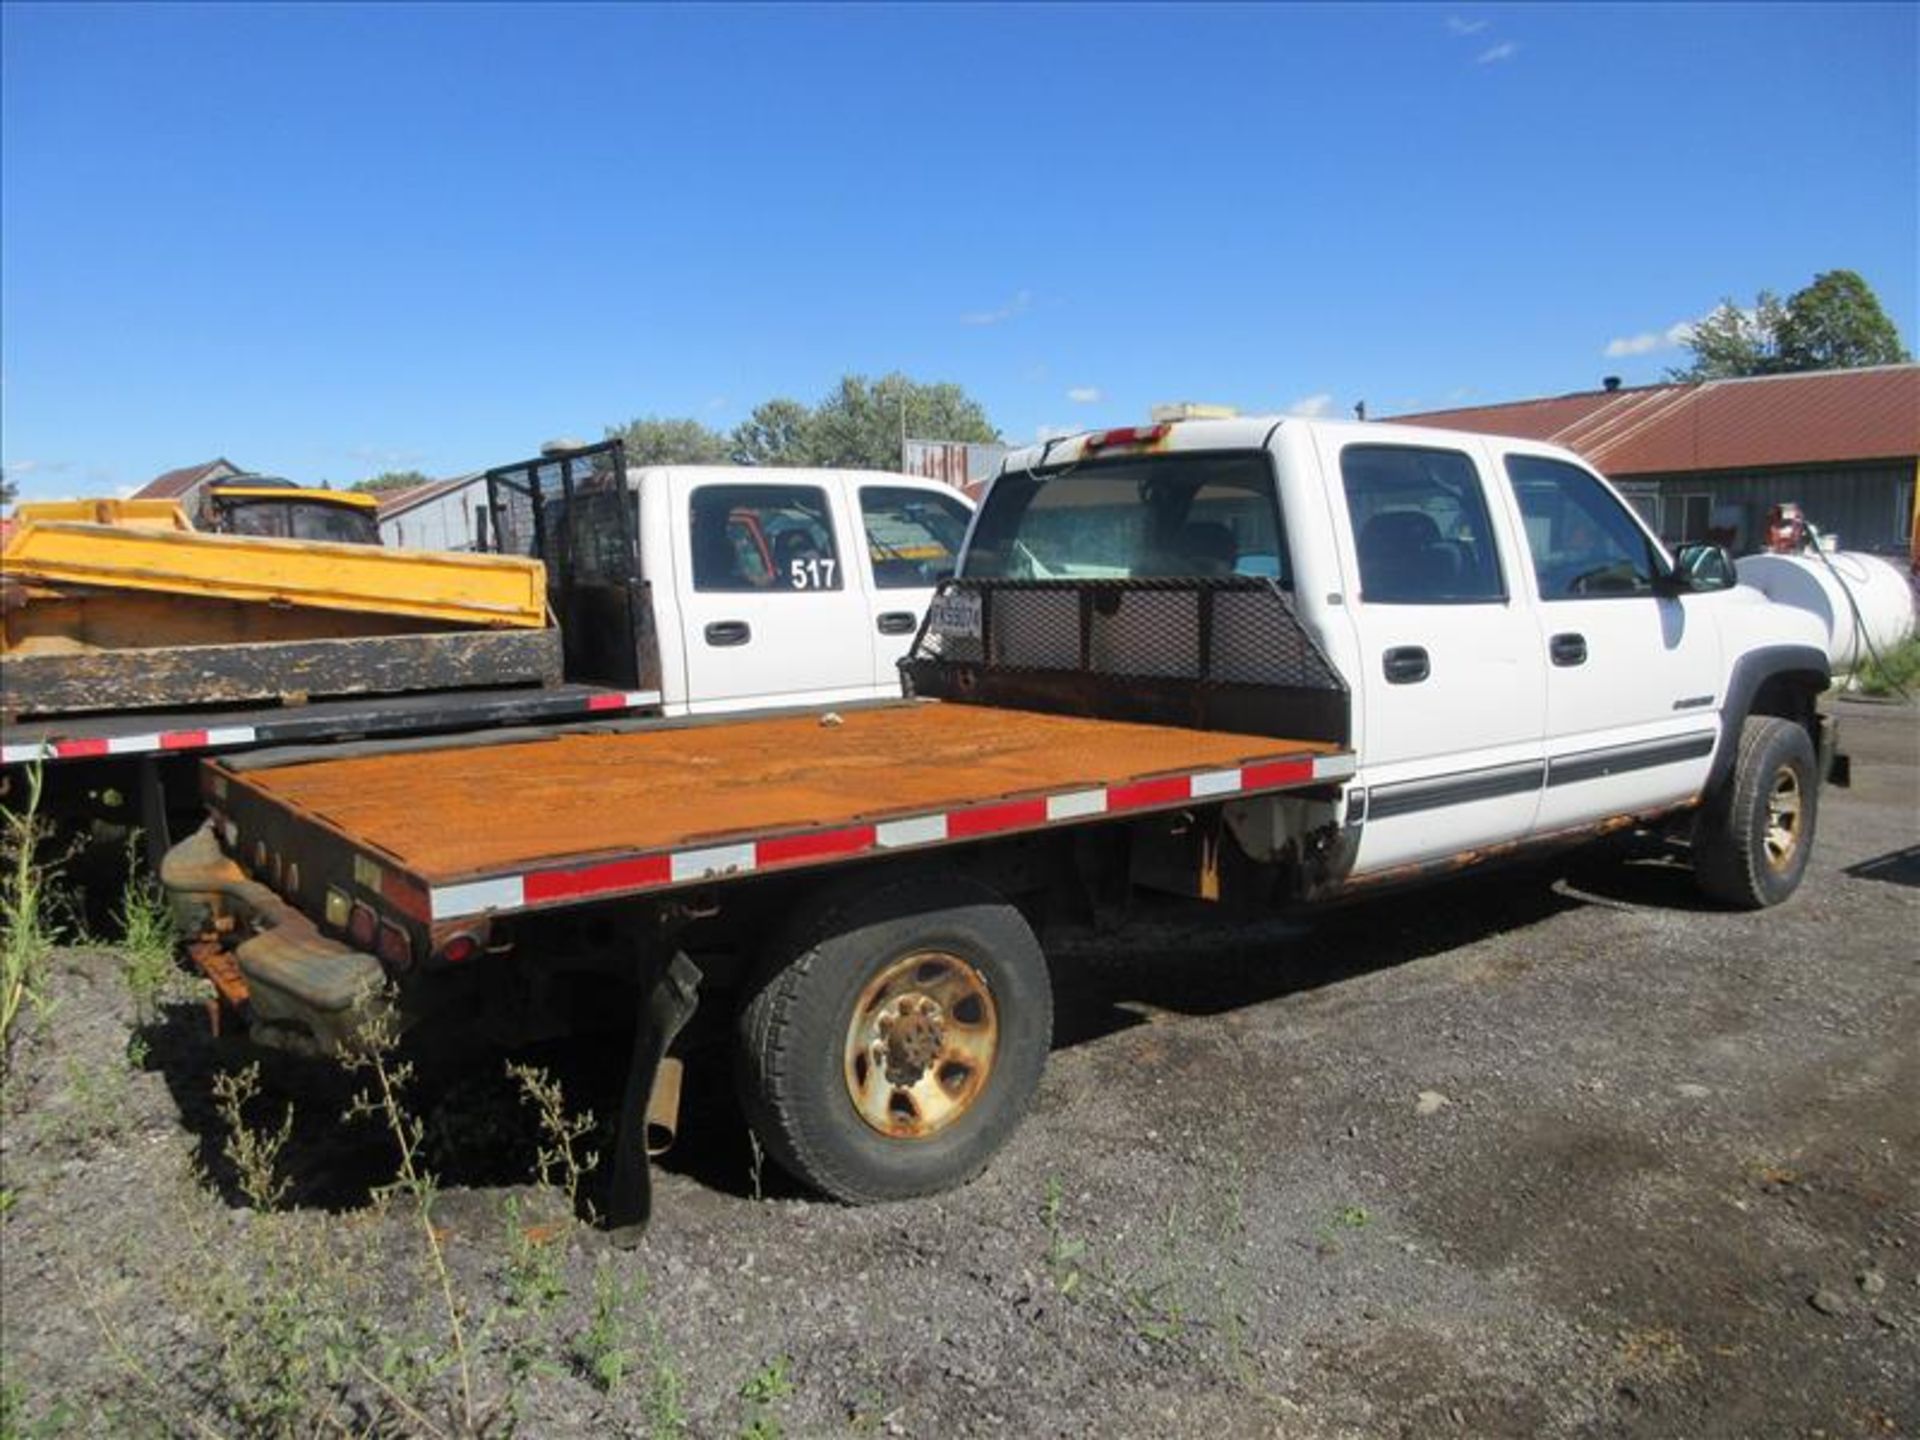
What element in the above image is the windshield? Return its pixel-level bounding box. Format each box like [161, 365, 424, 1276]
[220, 500, 381, 545]
[963, 452, 1288, 585]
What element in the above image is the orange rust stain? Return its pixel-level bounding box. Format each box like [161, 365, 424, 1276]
[236, 704, 1335, 883]
[187, 937, 250, 1009]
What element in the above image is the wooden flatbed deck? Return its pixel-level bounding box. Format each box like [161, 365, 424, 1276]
[219, 703, 1353, 922]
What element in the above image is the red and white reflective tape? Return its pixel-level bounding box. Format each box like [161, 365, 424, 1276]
[2, 725, 258, 766]
[422, 751, 1357, 922]
[0, 689, 662, 767]
[585, 689, 663, 712]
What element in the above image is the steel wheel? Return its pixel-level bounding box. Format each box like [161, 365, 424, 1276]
[843, 950, 999, 1139]
[1764, 765, 1803, 870]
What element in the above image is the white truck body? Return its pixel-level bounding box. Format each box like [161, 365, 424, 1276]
[632, 465, 973, 717]
[973, 417, 1833, 879]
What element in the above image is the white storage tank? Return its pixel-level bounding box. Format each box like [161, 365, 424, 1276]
[1736, 551, 1917, 673]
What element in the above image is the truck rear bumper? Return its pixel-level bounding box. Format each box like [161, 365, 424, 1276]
[161, 823, 389, 1055]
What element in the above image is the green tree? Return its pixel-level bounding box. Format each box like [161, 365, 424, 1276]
[606, 416, 731, 466]
[1670, 270, 1908, 380]
[802, 373, 999, 470]
[350, 469, 433, 495]
[729, 398, 814, 466]
[1668, 293, 1786, 380]
[0, 472, 17, 507]
[1775, 269, 1911, 372]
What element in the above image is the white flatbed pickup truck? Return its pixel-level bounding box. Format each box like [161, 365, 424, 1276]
[3, 438, 973, 861]
[161, 415, 1842, 1239]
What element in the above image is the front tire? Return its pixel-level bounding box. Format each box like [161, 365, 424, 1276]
[1694, 715, 1818, 909]
[735, 872, 1052, 1204]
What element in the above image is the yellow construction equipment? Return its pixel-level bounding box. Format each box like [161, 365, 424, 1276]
[201, 484, 383, 545]
[2, 499, 556, 720]
[2, 503, 546, 631]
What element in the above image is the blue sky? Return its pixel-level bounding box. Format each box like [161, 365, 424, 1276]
[3, 2, 1914, 500]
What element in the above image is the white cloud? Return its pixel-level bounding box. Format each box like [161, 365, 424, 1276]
[1603, 320, 1696, 358]
[1476, 41, 1519, 63]
[1446, 15, 1489, 34]
[1066, 386, 1102, 404]
[345, 445, 427, 470]
[1286, 393, 1335, 418]
[961, 289, 1033, 326]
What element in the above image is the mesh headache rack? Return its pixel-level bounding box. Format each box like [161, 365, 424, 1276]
[902, 576, 1350, 748]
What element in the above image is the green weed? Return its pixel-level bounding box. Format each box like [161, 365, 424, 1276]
[114, 833, 181, 1022]
[507, 1060, 599, 1217]
[210, 1062, 294, 1211]
[1, 762, 59, 1064]
[1851, 632, 1920, 697]
[571, 1259, 639, 1395]
[738, 1355, 794, 1439]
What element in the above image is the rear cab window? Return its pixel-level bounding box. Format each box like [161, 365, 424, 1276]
[964, 452, 1289, 585]
[689, 484, 842, 592]
[1339, 445, 1505, 604]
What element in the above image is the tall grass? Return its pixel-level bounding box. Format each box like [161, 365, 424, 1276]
[1850, 632, 1920, 698]
[1, 762, 59, 1062]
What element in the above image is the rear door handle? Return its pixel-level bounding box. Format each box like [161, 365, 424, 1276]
[704, 620, 751, 647]
[875, 611, 917, 636]
[1383, 646, 1430, 684]
[1550, 632, 1587, 667]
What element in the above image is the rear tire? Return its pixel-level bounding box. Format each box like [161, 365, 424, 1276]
[1694, 715, 1817, 909]
[734, 872, 1052, 1204]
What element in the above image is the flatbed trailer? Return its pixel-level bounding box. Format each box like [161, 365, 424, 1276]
[164, 573, 1353, 1238]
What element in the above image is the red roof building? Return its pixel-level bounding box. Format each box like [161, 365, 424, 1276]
[130, 457, 246, 522]
[1389, 365, 1919, 555]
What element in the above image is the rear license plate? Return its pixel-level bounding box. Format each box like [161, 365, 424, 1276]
[928, 591, 982, 640]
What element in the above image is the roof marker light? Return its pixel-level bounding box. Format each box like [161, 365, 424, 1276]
[1083, 423, 1171, 453]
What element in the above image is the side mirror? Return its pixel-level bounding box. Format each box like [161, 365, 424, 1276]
[1665, 542, 1737, 594]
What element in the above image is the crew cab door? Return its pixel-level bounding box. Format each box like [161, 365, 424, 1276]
[851, 480, 975, 692]
[1494, 451, 1722, 830]
[667, 474, 875, 714]
[1320, 436, 1548, 872]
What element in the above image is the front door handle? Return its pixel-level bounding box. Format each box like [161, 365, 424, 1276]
[704, 620, 751, 647]
[876, 611, 917, 636]
[1383, 646, 1430, 684]
[1550, 632, 1588, 667]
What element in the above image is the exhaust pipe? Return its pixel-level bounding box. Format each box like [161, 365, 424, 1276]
[645, 1055, 684, 1156]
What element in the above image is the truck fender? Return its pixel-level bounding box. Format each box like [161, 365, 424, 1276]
[1707, 644, 1830, 797]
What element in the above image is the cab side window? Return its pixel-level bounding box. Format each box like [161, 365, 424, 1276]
[1340, 445, 1505, 603]
[1505, 455, 1660, 600]
[690, 485, 842, 592]
[859, 486, 972, 589]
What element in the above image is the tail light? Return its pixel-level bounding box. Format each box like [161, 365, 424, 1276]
[347, 903, 377, 949]
[435, 933, 480, 966]
[376, 921, 414, 972]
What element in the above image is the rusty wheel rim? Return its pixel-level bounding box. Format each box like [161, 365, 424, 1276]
[843, 950, 998, 1139]
[1764, 765, 1802, 871]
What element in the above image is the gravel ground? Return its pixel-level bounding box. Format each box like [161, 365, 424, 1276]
[2, 697, 1914, 1437]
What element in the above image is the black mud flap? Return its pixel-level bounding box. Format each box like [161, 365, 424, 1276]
[604, 951, 702, 1247]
